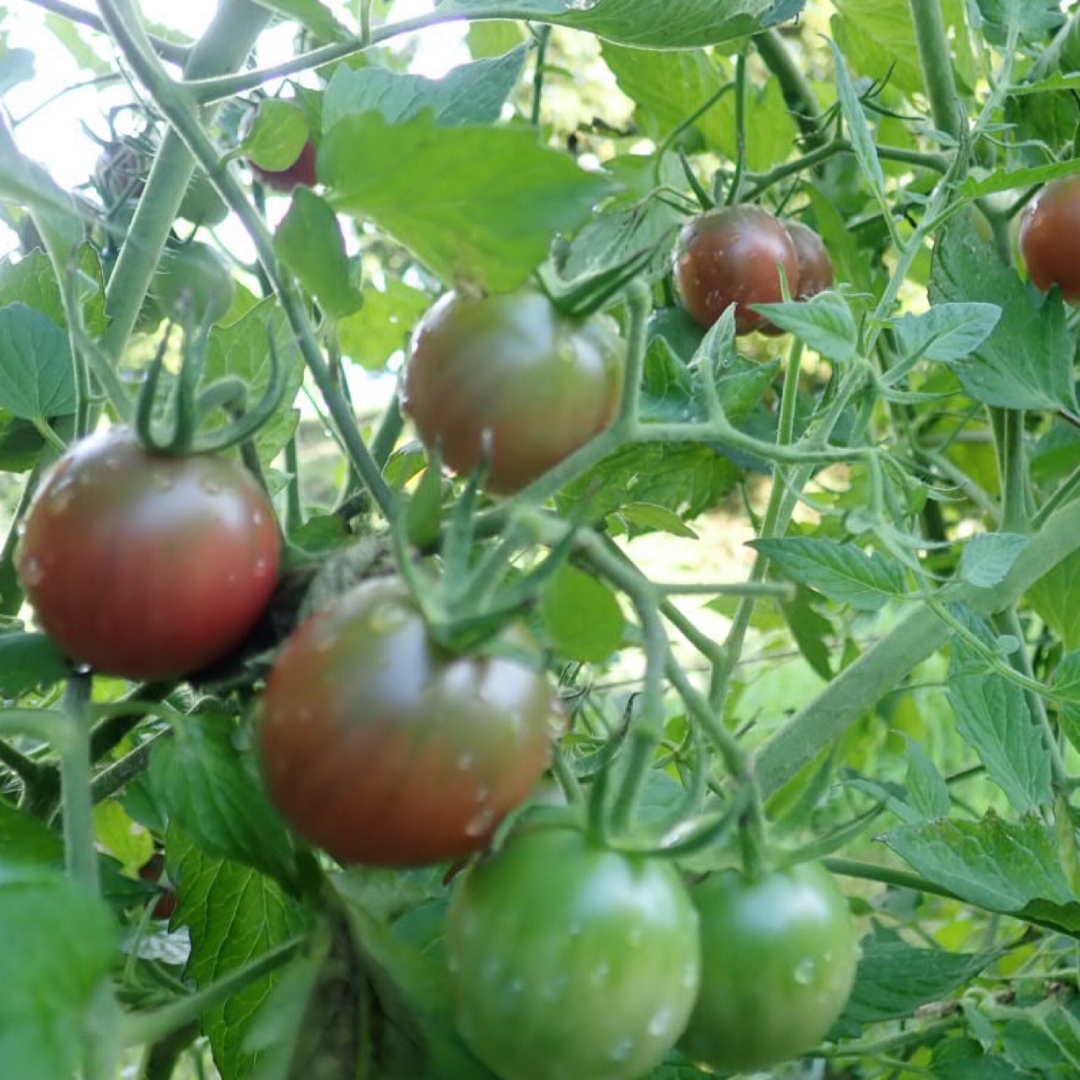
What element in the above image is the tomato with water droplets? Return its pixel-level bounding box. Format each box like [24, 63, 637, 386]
[447, 826, 701, 1080]
[258, 576, 558, 866]
[17, 427, 281, 681]
[1019, 174, 1080, 300]
[680, 861, 858, 1073]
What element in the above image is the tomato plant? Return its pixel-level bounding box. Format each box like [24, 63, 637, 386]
[151, 242, 236, 326]
[17, 427, 281, 680]
[680, 862, 858, 1072]
[257, 576, 557, 866]
[447, 826, 700, 1080]
[673, 205, 799, 334]
[1018, 175, 1080, 299]
[402, 289, 625, 493]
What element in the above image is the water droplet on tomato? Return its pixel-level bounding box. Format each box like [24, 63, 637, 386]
[252, 558, 269, 578]
[609, 1037, 634, 1062]
[20, 557, 44, 586]
[474, 785, 491, 802]
[627, 927, 643, 947]
[15, 521, 26, 538]
[568, 922, 582, 937]
[681, 962, 697, 989]
[47, 477, 76, 514]
[104, 454, 123, 471]
[464, 807, 496, 837]
[367, 601, 408, 635]
[456, 752, 475, 771]
[590, 961, 611, 985]
[647, 1007, 674, 1037]
[793, 958, 817, 985]
[252, 508, 265, 526]
[152, 470, 175, 492]
[201, 477, 222, 495]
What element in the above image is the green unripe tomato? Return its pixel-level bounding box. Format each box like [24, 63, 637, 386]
[151, 242, 236, 327]
[447, 827, 701, 1080]
[680, 862, 858, 1073]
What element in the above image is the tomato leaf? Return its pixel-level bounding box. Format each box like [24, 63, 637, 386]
[0, 863, 117, 1080]
[338, 277, 430, 371]
[928, 211, 1078, 411]
[0, 302, 75, 423]
[242, 99, 310, 172]
[753, 292, 859, 364]
[150, 714, 301, 890]
[972, 0, 1064, 48]
[321, 111, 615, 292]
[0, 630, 67, 694]
[884, 813, 1080, 934]
[893, 302, 1001, 365]
[947, 609, 1053, 815]
[274, 188, 362, 319]
[539, 563, 625, 663]
[250, 0, 350, 42]
[169, 827, 306, 1080]
[832, 926, 994, 1039]
[432, 0, 802, 49]
[323, 46, 529, 132]
[1051, 652, 1080, 755]
[959, 533, 1030, 588]
[0, 799, 63, 865]
[750, 537, 908, 611]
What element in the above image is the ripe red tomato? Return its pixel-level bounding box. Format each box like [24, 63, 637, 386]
[402, 289, 625, 494]
[786, 220, 835, 299]
[1019, 175, 1080, 299]
[249, 139, 318, 192]
[447, 826, 701, 1080]
[18, 427, 281, 681]
[257, 576, 558, 866]
[673, 205, 799, 335]
[680, 862, 858, 1073]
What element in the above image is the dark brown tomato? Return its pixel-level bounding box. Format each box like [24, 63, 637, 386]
[1019, 175, 1080, 299]
[673, 206, 799, 335]
[257, 576, 559, 866]
[17, 427, 281, 680]
[402, 289, 625, 495]
[786, 221, 834, 299]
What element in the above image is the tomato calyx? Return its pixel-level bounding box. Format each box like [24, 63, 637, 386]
[135, 303, 289, 456]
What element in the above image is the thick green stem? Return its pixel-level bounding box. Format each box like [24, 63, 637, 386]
[529, 25, 551, 127]
[753, 28, 828, 151]
[909, 0, 962, 139]
[756, 497, 1080, 798]
[97, 0, 271, 363]
[994, 407, 1030, 533]
[61, 674, 98, 893]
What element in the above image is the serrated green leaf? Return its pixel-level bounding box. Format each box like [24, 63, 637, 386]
[894, 302, 1001, 364]
[753, 292, 859, 364]
[0, 303, 75, 423]
[750, 537, 907, 611]
[170, 828, 305, 1080]
[960, 533, 1030, 588]
[322, 112, 614, 291]
[251, 0, 350, 42]
[274, 188, 362, 319]
[539, 563, 625, 663]
[833, 926, 993, 1038]
[323, 46, 529, 132]
[338, 278, 430, 371]
[93, 799, 154, 877]
[151, 715, 298, 889]
[0, 631, 67, 695]
[884, 813, 1080, 934]
[0, 800, 63, 865]
[1052, 651, 1080, 754]
[948, 611, 1052, 814]
[929, 211, 1078, 411]
[904, 736, 951, 821]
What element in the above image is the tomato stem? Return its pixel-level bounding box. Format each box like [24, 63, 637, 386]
[61, 672, 99, 894]
[908, 0, 962, 141]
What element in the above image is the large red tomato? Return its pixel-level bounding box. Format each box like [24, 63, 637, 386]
[17, 427, 280, 680]
[257, 576, 559, 866]
[402, 289, 625, 494]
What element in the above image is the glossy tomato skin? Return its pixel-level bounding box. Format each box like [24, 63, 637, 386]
[674, 206, 799, 335]
[258, 576, 557, 866]
[1020, 175, 1080, 299]
[249, 139, 318, 192]
[18, 428, 281, 681]
[402, 290, 625, 494]
[447, 827, 701, 1080]
[786, 221, 835, 299]
[680, 862, 858, 1073]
